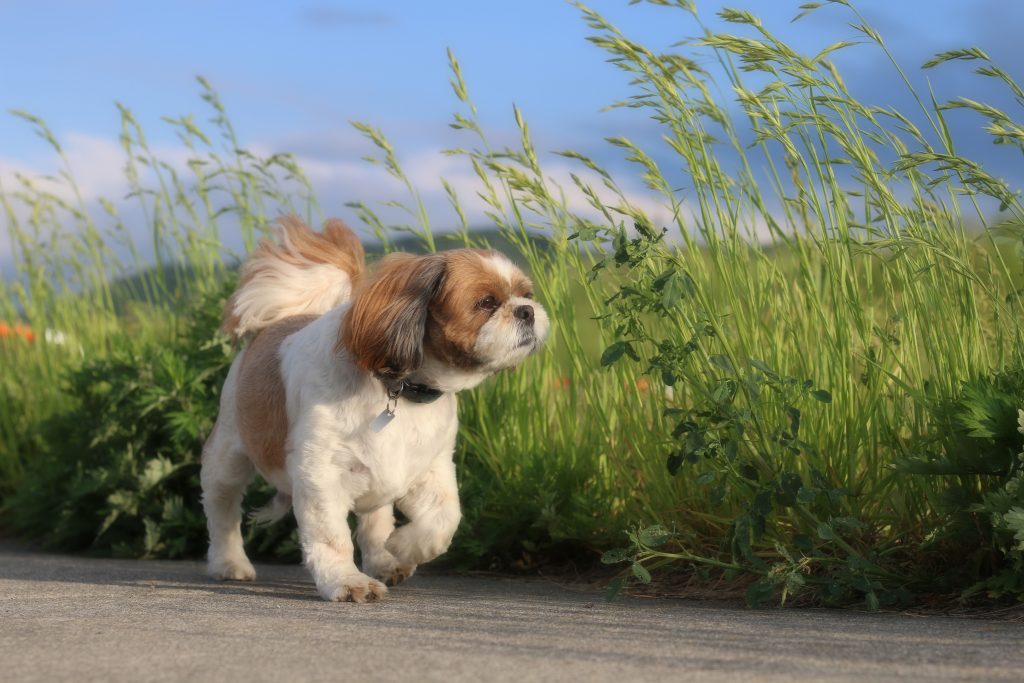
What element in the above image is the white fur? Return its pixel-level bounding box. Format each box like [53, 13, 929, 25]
[230, 262, 353, 337]
[475, 295, 550, 370]
[201, 251, 548, 603]
[248, 492, 292, 526]
[482, 251, 519, 283]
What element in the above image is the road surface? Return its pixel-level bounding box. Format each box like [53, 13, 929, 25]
[1, 545, 1021, 682]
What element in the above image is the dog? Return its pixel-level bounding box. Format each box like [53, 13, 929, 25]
[200, 216, 549, 602]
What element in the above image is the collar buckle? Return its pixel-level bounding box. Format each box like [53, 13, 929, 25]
[384, 382, 403, 416]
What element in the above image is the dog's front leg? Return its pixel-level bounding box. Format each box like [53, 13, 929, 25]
[357, 506, 416, 586]
[292, 460, 387, 603]
[387, 458, 462, 567]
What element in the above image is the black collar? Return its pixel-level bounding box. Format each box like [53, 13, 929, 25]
[398, 380, 445, 404]
[382, 378, 445, 405]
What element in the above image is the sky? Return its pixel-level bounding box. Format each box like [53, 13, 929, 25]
[1, 0, 1022, 268]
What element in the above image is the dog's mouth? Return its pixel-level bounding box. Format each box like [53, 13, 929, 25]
[516, 339, 543, 357]
[514, 317, 549, 353]
[515, 329, 540, 350]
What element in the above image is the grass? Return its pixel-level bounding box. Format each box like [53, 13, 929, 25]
[3, 1, 1024, 606]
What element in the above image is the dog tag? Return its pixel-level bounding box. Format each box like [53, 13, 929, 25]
[370, 408, 396, 433]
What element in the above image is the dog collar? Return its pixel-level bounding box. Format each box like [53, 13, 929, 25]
[370, 377, 445, 433]
[397, 380, 445, 404]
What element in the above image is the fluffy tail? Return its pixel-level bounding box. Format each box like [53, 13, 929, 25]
[222, 216, 365, 339]
[249, 493, 293, 526]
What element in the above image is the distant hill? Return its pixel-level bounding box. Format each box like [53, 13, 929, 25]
[107, 227, 557, 313]
[366, 227, 554, 259]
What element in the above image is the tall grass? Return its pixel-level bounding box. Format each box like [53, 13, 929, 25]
[0, 79, 319, 489]
[2, 2, 1023, 604]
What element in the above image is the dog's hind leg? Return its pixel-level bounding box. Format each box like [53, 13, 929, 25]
[201, 415, 257, 581]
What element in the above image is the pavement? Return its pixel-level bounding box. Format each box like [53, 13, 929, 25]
[1, 545, 1022, 683]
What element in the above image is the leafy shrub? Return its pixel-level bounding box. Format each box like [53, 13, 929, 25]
[585, 220, 907, 607]
[897, 371, 1024, 599]
[559, 1, 1024, 607]
[4, 282, 299, 560]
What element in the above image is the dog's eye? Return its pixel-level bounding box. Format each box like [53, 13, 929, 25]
[477, 295, 498, 312]
[523, 291, 534, 299]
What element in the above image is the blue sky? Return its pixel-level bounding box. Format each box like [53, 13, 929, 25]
[1, 0, 1022, 264]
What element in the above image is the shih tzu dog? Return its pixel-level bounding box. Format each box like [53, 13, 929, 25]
[201, 216, 549, 602]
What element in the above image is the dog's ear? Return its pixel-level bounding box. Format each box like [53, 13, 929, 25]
[339, 253, 447, 381]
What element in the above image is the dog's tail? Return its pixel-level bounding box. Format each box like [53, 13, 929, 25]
[222, 216, 365, 340]
[249, 493, 293, 526]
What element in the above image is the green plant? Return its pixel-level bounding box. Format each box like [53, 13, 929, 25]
[0, 78, 318, 495]
[896, 371, 1024, 599]
[589, 218, 906, 607]
[4, 283, 300, 559]
[568, 0, 1024, 606]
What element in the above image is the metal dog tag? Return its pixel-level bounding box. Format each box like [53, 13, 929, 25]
[370, 408, 396, 433]
[371, 383, 402, 432]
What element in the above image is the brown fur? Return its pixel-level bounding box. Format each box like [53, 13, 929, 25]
[342, 249, 534, 377]
[222, 216, 365, 338]
[340, 252, 447, 380]
[235, 315, 317, 473]
[426, 250, 531, 368]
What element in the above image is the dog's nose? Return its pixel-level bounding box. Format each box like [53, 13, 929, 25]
[514, 305, 535, 326]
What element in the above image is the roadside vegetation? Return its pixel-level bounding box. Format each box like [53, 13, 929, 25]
[3, 1, 1023, 608]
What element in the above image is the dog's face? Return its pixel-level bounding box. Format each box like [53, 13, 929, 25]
[341, 249, 549, 386]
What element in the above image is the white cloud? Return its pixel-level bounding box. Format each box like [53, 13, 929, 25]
[296, 146, 680, 239]
[57, 132, 132, 201]
[0, 132, 195, 272]
[1, 126, 771, 278]
[0, 132, 158, 208]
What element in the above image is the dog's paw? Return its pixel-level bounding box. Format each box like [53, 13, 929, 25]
[208, 557, 257, 582]
[318, 572, 388, 603]
[363, 554, 417, 586]
[378, 562, 417, 587]
[385, 525, 453, 566]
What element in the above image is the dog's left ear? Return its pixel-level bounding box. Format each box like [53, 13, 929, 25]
[339, 252, 447, 381]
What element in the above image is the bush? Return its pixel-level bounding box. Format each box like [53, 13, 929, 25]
[897, 371, 1024, 599]
[4, 283, 299, 560]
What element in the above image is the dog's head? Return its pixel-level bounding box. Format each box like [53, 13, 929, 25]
[339, 249, 549, 390]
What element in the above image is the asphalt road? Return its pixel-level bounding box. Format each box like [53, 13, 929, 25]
[1, 545, 1022, 682]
